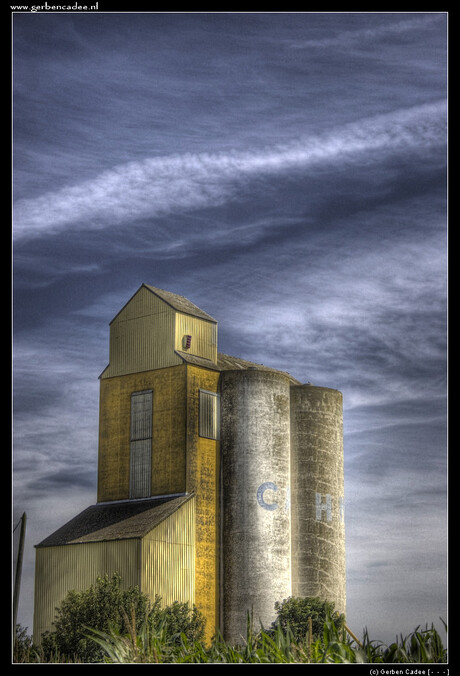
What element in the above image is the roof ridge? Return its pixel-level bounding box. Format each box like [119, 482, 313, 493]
[143, 284, 217, 322]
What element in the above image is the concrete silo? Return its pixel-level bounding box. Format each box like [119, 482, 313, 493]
[220, 368, 292, 643]
[290, 384, 346, 616]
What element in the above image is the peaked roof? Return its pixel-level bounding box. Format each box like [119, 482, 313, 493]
[36, 494, 193, 547]
[143, 284, 217, 322]
[109, 284, 217, 325]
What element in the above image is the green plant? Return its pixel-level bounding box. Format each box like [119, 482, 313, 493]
[40, 572, 154, 662]
[272, 596, 345, 644]
[86, 610, 177, 663]
[19, 588, 448, 665]
[38, 572, 207, 663]
[13, 624, 33, 663]
[150, 599, 205, 646]
[383, 620, 448, 663]
[85, 610, 301, 663]
[84, 608, 356, 663]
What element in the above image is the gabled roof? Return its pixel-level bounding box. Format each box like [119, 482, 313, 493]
[143, 284, 217, 323]
[108, 284, 217, 325]
[35, 494, 194, 547]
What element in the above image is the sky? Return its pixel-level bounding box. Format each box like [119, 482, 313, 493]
[12, 10, 448, 647]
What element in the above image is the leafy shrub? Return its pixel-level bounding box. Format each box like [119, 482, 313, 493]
[271, 596, 345, 644]
[150, 599, 205, 645]
[13, 624, 34, 663]
[39, 572, 205, 663]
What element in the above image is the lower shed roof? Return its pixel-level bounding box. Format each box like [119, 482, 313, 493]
[35, 494, 193, 547]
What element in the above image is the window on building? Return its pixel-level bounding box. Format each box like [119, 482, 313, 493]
[130, 390, 153, 499]
[199, 390, 220, 440]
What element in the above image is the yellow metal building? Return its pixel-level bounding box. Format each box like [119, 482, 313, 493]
[34, 284, 222, 642]
[33, 283, 346, 646]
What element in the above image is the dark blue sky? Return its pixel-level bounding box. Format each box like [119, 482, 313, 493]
[12, 10, 447, 644]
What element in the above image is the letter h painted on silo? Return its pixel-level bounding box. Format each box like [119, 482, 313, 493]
[316, 493, 332, 521]
[315, 494, 345, 522]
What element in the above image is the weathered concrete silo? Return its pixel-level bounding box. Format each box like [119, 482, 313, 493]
[290, 384, 346, 616]
[220, 368, 292, 643]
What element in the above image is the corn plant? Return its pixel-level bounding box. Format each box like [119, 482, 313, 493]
[383, 620, 447, 663]
[41, 609, 448, 664]
[84, 607, 182, 663]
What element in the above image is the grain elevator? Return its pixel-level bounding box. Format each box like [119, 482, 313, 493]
[33, 284, 346, 645]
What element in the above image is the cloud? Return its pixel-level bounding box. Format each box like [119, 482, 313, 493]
[13, 319, 102, 501]
[13, 101, 446, 242]
[287, 14, 446, 50]
[206, 217, 446, 386]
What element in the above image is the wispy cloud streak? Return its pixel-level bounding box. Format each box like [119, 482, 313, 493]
[13, 101, 446, 241]
[288, 14, 445, 50]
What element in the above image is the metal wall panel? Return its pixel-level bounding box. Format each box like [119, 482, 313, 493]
[103, 287, 181, 378]
[34, 498, 195, 644]
[175, 313, 217, 363]
[33, 540, 140, 643]
[141, 496, 196, 608]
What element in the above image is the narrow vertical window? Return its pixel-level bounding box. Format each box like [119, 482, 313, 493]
[199, 390, 220, 440]
[130, 390, 153, 499]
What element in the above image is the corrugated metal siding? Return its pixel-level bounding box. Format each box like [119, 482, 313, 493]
[103, 287, 181, 378]
[33, 540, 140, 643]
[141, 496, 195, 607]
[175, 313, 217, 363]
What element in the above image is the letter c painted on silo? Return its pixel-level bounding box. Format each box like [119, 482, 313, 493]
[257, 482, 278, 510]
